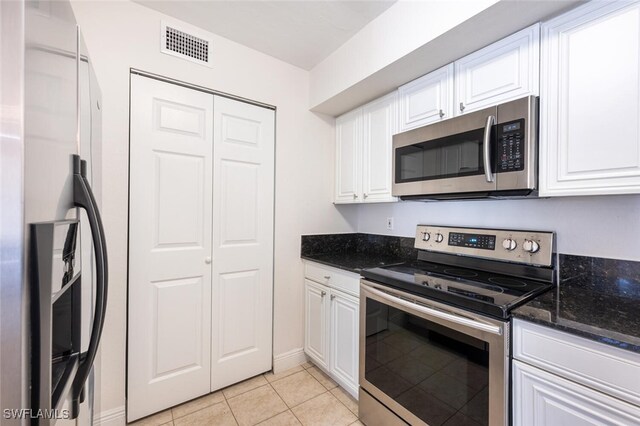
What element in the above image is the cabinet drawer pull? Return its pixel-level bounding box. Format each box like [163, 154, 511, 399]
[363, 193, 368, 199]
[330, 294, 336, 300]
[321, 291, 326, 297]
[459, 102, 465, 112]
[323, 275, 331, 280]
[353, 194, 358, 199]
[439, 109, 445, 118]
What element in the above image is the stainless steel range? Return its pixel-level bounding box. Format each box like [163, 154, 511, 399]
[358, 225, 555, 426]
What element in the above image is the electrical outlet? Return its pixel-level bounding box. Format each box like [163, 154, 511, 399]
[386, 217, 394, 230]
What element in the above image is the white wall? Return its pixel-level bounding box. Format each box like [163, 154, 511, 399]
[355, 195, 640, 261]
[70, 0, 357, 418]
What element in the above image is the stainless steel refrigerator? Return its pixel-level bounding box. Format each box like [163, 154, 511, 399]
[0, 0, 107, 424]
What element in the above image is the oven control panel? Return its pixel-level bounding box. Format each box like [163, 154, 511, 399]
[415, 225, 554, 266]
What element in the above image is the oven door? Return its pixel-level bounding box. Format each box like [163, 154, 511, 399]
[359, 280, 508, 426]
[392, 106, 498, 197]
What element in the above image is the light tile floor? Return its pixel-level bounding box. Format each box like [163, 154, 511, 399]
[129, 362, 362, 426]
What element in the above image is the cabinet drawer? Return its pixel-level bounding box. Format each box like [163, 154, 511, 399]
[513, 319, 640, 406]
[304, 262, 360, 297]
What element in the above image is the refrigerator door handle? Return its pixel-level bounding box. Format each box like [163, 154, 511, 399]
[70, 154, 109, 418]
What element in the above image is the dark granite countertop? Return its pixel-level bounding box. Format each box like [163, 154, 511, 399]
[301, 253, 407, 273]
[513, 254, 640, 354]
[300, 233, 416, 274]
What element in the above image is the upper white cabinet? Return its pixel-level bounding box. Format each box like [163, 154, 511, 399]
[335, 109, 362, 203]
[397, 24, 540, 126]
[362, 92, 398, 203]
[540, 0, 640, 196]
[398, 64, 454, 131]
[455, 24, 540, 115]
[335, 91, 397, 204]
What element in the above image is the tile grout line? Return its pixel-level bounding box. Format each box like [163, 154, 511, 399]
[220, 380, 243, 426]
[330, 387, 359, 419]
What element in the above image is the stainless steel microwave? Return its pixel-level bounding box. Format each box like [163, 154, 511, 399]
[392, 96, 538, 200]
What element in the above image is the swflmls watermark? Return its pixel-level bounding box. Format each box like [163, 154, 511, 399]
[3, 409, 70, 420]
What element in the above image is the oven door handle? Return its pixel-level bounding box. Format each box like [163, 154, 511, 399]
[483, 115, 496, 183]
[364, 285, 502, 335]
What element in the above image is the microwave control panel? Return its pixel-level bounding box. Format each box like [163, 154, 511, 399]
[496, 119, 525, 173]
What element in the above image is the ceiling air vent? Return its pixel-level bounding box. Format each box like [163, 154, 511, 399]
[160, 21, 213, 67]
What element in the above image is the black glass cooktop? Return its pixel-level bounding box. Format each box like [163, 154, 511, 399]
[361, 260, 554, 319]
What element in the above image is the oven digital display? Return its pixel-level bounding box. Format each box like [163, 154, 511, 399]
[448, 232, 496, 250]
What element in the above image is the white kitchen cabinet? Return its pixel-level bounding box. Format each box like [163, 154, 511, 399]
[335, 92, 397, 204]
[303, 262, 360, 399]
[454, 24, 539, 115]
[304, 279, 330, 369]
[335, 109, 362, 203]
[512, 319, 640, 425]
[330, 291, 359, 397]
[513, 360, 640, 426]
[362, 91, 398, 203]
[398, 64, 454, 131]
[540, 0, 640, 196]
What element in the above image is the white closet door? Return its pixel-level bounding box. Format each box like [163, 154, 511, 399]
[128, 75, 213, 421]
[211, 96, 274, 391]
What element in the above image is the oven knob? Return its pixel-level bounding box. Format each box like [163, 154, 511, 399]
[523, 239, 540, 253]
[421, 231, 430, 242]
[435, 233, 444, 243]
[502, 238, 517, 251]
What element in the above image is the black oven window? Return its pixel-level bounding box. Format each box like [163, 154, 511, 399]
[395, 128, 488, 183]
[365, 299, 489, 425]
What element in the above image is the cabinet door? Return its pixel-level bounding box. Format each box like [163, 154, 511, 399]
[362, 92, 398, 203]
[335, 109, 362, 203]
[540, 1, 640, 196]
[455, 24, 539, 115]
[513, 360, 640, 426]
[304, 279, 330, 368]
[330, 291, 359, 399]
[398, 64, 454, 131]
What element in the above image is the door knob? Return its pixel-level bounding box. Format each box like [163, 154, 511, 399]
[205, 257, 212, 264]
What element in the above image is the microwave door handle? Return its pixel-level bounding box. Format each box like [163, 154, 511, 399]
[483, 115, 496, 183]
[69, 155, 109, 418]
[364, 284, 502, 335]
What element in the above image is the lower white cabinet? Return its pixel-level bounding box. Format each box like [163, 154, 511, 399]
[329, 291, 359, 392]
[513, 319, 640, 425]
[304, 279, 330, 369]
[513, 360, 640, 426]
[304, 262, 360, 398]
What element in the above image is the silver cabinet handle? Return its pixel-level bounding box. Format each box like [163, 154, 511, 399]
[483, 115, 496, 183]
[205, 256, 212, 264]
[321, 291, 326, 297]
[353, 194, 358, 199]
[364, 284, 502, 335]
[330, 294, 336, 300]
[439, 109, 445, 118]
[363, 193, 368, 199]
[323, 275, 331, 280]
[459, 102, 465, 112]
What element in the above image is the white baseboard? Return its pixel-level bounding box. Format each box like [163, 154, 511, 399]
[273, 348, 307, 373]
[94, 406, 126, 426]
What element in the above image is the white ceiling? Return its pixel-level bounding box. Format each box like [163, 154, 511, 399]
[132, 0, 396, 70]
